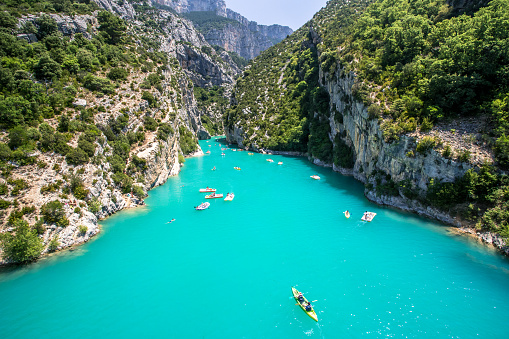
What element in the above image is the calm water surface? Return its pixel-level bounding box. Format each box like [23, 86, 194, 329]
[1, 139, 509, 338]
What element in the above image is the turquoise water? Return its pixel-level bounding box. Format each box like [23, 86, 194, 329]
[1, 139, 509, 338]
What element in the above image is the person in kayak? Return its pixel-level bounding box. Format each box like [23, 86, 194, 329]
[305, 302, 312, 312]
[298, 292, 304, 303]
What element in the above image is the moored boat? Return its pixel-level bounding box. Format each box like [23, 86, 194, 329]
[278, 161, 283, 165]
[199, 188, 216, 193]
[195, 202, 210, 210]
[344, 210, 350, 218]
[310, 175, 320, 180]
[248, 153, 254, 155]
[205, 193, 224, 199]
[291, 287, 318, 322]
[361, 211, 376, 222]
[224, 193, 235, 201]
[267, 159, 274, 162]
[206, 151, 211, 154]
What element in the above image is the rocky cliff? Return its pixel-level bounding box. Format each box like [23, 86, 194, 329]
[155, 0, 293, 59]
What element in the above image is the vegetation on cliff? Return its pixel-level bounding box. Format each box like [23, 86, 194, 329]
[226, 0, 509, 242]
[0, 0, 215, 263]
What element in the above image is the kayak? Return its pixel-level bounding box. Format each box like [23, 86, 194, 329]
[195, 202, 210, 210]
[205, 193, 224, 199]
[310, 175, 320, 180]
[199, 188, 216, 193]
[234, 167, 241, 170]
[344, 211, 350, 218]
[224, 193, 235, 201]
[292, 287, 318, 322]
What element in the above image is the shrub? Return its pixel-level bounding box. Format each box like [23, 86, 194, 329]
[41, 200, 68, 227]
[442, 145, 452, 158]
[494, 134, 509, 169]
[88, 197, 102, 214]
[141, 91, 157, 107]
[420, 118, 433, 132]
[416, 136, 437, 154]
[48, 237, 59, 252]
[0, 199, 11, 209]
[157, 123, 174, 140]
[66, 148, 89, 165]
[78, 225, 88, 235]
[144, 116, 158, 131]
[457, 149, 471, 163]
[111, 172, 133, 193]
[108, 67, 128, 81]
[132, 185, 145, 198]
[83, 74, 115, 94]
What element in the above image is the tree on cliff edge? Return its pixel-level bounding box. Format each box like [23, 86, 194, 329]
[1, 219, 43, 263]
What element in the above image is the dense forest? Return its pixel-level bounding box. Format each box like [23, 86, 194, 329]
[227, 0, 509, 241]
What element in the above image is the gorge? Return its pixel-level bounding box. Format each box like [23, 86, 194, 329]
[0, 0, 508, 266]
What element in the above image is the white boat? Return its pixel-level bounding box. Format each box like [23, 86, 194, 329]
[195, 202, 210, 210]
[224, 193, 235, 201]
[267, 159, 274, 162]
[278, 162, 283, 165]
[344, 211, 350, 218]
[361, 212, 376, 222]
[199, 188, 216, 193]
[206, 151, 211, 154]
[221, 153, 226, 156]
[310, 175, 320, 180]
[205, 193, 224, 199]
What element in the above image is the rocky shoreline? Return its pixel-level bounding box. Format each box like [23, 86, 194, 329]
[236, 145, 509, 257]
[363, 175, 509, 256]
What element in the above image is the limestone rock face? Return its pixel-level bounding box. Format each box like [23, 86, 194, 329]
[17, 13, 97, 39]
[154, 0, 293, 59]
[175, 43, 236, 87]
[93, 0, 137, 19]
[323, 68, 472, 190]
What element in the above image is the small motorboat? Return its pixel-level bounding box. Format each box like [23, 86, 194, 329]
[205, 193, 224, 199]
[267, 159, 274, 162]
[292, 287, 318, 322]
[278, 161, 283, 165]
[344, 211, 350, 218]
[224, 193, 235, 201]
[361, 212, 376, 222]
[234, 167, 241, 170]
[310, 175, 320, 180]
[199, 188, 216, 193]
[195, 202, 210, 210]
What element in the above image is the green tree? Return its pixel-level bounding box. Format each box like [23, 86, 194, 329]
[41, 200, 67, 226]
[0, 219, 43, 263]
[97, 11, 126, 45]
[34, 54, 62, 80]
[35, 14, 58, 40]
